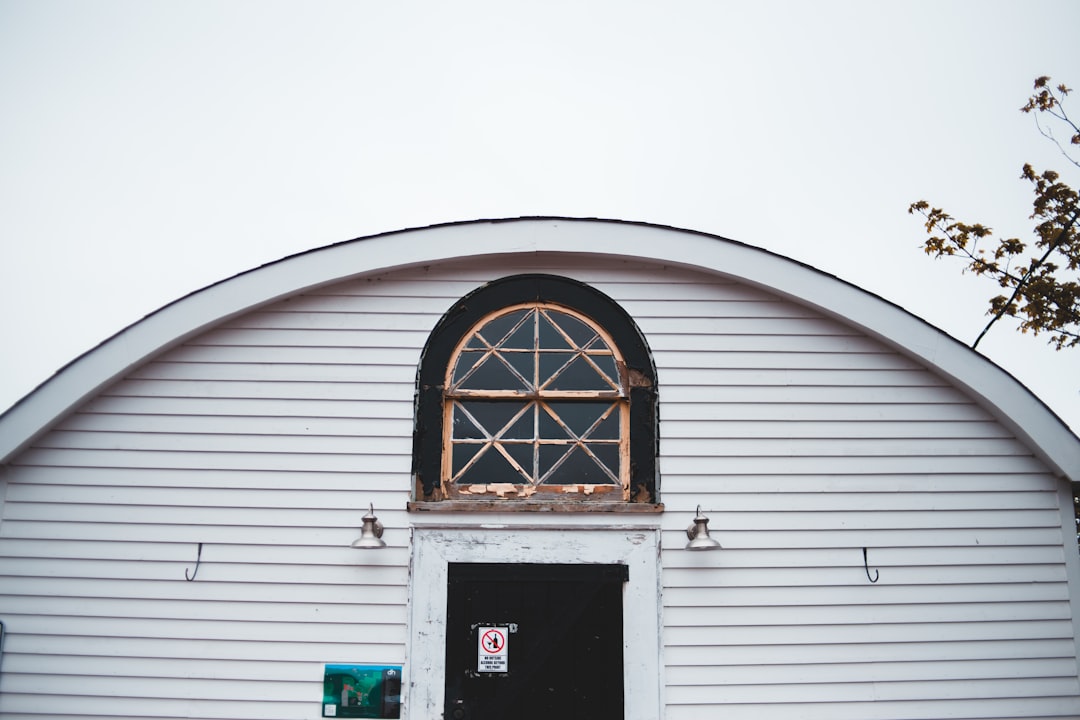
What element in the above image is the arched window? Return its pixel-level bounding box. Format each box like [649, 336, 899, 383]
[411, 275, 658, 509]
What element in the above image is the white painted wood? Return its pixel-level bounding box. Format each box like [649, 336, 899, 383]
[405, 526, 663, 720]
[0, 245, 1077, 718]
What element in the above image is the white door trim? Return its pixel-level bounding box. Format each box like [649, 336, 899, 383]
[404, 525, 663, 720]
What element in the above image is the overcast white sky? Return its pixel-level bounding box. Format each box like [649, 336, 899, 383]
[2, 0, 1078, 432]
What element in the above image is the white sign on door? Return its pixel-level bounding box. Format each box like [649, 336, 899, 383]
[477, 626, 509, 672]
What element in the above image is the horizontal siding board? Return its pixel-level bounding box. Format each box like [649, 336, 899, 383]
[54, 413, 415, 437]
[663, 601, 1073, 626]
[159, 344, 421, 365]
[4, 674, 313, 703]
[663, 583, 1072, 607]
[102, 379, 413, 401]
[267, 292, 460, 314]
[3, 466, 410, 490]
[8, 654, 325, 682]
[0, 577, 407, 604]
[224, 309, 443, 331]
[657, 401, 993, 421]
[0, 520, 409, 545]
[665, 519, 1064, 546]
[660, 621, 1075, 647]
[662, 527, 1066, 548]
[668, 657, 1080, 685]
[3, 634, 403, 663]
[659, 455, 1050, 474]
[662, 473, 1060, 493]
[660, 545, 1067, 568]
[0, 539, 411, 569]
[186, 327, 431, 348]
[661, 638, 1079, 666]
[126, 360, 417, 382]
[659, 419, 1013, 439]
[0, 694, 319, 720]
[644, 335, 906, 356]
[661, 387, 972, 407]
[33, 430, 413, 454]
[661, 564, 1068, 588]
[77, 395, 413, 418]
[13, 448, 411, 472]
[4, 484, 414, 510]
[659, 509, 1062, 531]
[649, 349, 925, 370]
[656, 365, 945, 386]
[662, 436, 1030, 457]
[0, 596, 405, 624]
[1, 504, 414, 531]
[661, 490, 1060, 512]
[663, 699, 1080, 720]
[663, 678, 1080, 704]
[3, 614, 405, 644]
[0, 558, 411, 585]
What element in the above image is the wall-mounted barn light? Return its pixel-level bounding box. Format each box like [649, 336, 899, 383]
[351, 503, 387, 550]
[685, 505, 722, 551]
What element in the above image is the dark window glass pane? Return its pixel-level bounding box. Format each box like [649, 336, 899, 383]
[585, 443, 620, 481]
[538, 313, 573, 350]
[502, 442, 536, 480]
[452, 350, 486, 384]
[589, 408, 621, 440]
[538, 443, 571, 480]
[545, 401, 610, 437]
[538, 405, 572, 439]
[587, 354, 619, 385]
[478, 310, 529, 347]
[503, 351, 535, 387]
[542, 444, 611, 485]
[501, 317, 535, 350]
[550, 311, 598, 348]
[452, 402, 487, 440]
[585, 335, 608, 350]
[459, 355, 529, 391]
[547, 356, 611, 391]
[459, 401, 529, 439]
[457, 444, 524, 484]
[538, 351, 573, 387]
[464, 334, 489, 350]
[503, 404, 536, 439]
[452, 443, 485, 478]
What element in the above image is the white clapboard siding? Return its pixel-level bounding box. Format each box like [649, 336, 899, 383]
[2, 254, 1078, 720]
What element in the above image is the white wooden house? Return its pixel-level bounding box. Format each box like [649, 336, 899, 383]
[1, 218, 1079, 720]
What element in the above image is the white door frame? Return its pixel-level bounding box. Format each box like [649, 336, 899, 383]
[404, 524, 663, 720]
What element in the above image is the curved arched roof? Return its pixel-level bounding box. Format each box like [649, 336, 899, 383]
[2, 217, 1078, 480]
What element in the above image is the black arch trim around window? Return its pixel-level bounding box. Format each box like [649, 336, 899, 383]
[412, 274, 658, 505]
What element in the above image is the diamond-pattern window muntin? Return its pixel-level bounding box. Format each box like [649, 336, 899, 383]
[443, 303, 629, 496]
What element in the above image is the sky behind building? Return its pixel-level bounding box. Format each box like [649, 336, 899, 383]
[1, 0, 1078, 430]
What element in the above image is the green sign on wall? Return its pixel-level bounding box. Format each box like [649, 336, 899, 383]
[322, 664, 401, 718]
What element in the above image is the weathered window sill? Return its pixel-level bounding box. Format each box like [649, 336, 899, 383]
[407, 501, 664, 513]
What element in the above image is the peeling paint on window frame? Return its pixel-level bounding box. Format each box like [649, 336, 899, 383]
[442, 302, 631, 500]
[409, 274, 660, 511]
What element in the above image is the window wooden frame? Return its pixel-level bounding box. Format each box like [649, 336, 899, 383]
[410, 274, 659, 510]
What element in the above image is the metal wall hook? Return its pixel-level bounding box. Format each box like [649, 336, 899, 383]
[185, 542, 203, 581]
[862, 547, 879, 583]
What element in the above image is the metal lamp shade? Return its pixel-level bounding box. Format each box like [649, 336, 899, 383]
[685, 505, 722, 551]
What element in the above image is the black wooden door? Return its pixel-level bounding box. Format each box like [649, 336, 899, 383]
[444, 563, 627, 720]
